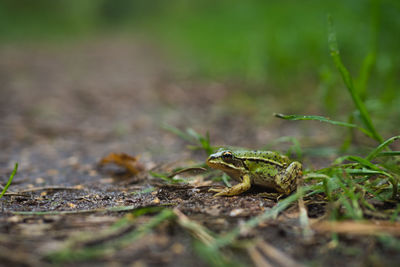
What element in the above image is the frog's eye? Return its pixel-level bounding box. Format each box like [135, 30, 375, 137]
[222, 151, 233, 159]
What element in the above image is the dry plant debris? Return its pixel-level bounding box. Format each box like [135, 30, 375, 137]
[98, 153, 145, 176]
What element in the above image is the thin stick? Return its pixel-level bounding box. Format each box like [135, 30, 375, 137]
[247, 245, 274, 267]
[18, 185, 86, 193]
[256, 239, 305, 267]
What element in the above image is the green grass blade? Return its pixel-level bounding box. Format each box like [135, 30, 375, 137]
[0, 163, 18, 199]
[274, 113, 358, 127]
[343, 168, 390, 176]
[336, 174, 363, 219]
[357, 0, 380, 100]
[221, 174, 232, 187]
[357, 52, 376, 100]
[163, 125, 215, 155]
[186, 129, 214, 155]
[341, 114, 355, 151]
[334, 155, 380, 171]
[390, 204, 400, 222]
[193, 241, 239, 267]
[366, 135, 400, 160]
[327, 15, 383, 143]
[162, 124, 194, 142]
[274, 113, 374, 138]
[149, 171, 186, 184]
[377, 151, 400, 157]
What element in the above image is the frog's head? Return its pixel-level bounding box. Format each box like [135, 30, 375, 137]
[206, 150, 246, 177]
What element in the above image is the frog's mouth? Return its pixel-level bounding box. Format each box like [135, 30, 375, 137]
[206, 158, 239, 173]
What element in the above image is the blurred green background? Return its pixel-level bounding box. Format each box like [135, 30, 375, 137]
[1, 0, 398, 133]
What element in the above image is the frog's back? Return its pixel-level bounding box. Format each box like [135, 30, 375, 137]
[234, 150, 289, 163]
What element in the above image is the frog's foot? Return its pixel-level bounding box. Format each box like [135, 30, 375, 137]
[210, 174, 251, 197]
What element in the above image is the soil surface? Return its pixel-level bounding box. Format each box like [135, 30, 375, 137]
[0, 38, 399, 266]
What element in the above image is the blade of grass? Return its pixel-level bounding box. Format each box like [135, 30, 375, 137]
[377, 151, 400, 157]
[273, 113, 374, 139]
[162, 124, 194, 142]
[323, 176, 335, 202]
[357, 0, 380, 100]
[335, 174, 363, 219]
[357, 52, 376, 101]
[194, 241, 239, 267]
[149, 171, 186, 184]
[366, 135, 400, 160]
[334, 155, 382, 171]
[274, 113, 359, 128]
[343, 168, 391, 177]
[131, 187, 156, 195]
[187, 129, 214, 155]
[328, 15, 383, 143]
[341, 114, 355, 151]
[163, 125, 215, 155]
[390, 204, 400, 222]
[338, 196, 360, 219]
[0, 163, 18, 199]
[221, 174, 232, 187]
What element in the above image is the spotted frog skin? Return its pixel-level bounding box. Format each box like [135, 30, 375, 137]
[206, 149, 302, 197]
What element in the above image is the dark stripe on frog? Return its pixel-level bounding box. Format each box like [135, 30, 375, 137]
[236, 157, 284, 168]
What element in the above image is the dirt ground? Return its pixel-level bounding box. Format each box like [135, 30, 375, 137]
[0, 38, 399, 266]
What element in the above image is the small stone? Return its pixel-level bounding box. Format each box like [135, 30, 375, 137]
[230, 208, 244, 217]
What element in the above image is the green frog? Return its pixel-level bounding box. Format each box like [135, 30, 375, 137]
[206, 149, 302, 197]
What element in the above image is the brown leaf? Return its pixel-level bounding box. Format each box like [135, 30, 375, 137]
[98, 152, 144, 176]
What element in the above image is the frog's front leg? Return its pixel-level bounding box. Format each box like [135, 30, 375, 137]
[209, 174, 251, 197]
[274, 162, 302, 195]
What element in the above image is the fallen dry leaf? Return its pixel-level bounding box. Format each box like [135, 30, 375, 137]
[98, 152, 144, 176]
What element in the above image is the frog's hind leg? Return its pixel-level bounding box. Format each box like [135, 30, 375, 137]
[274, 162, 302, 195]
[209, 174, 251, 197]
